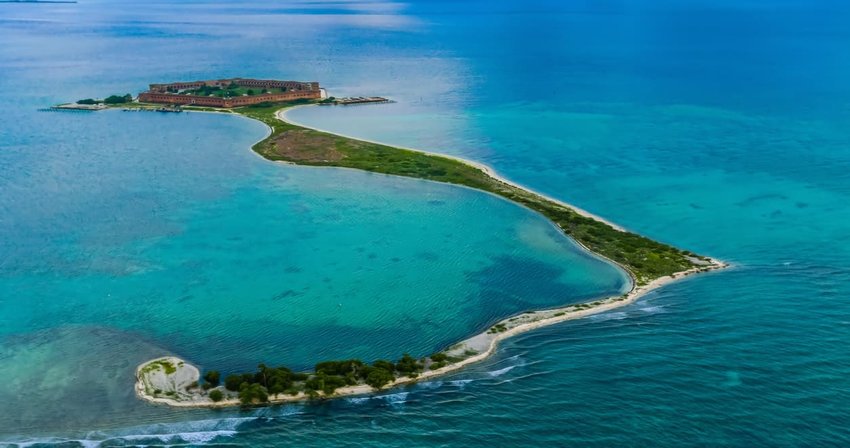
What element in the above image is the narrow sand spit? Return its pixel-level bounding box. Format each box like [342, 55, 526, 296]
[276, 106, 627, 232]
[136, 258, 727, 408]
[134, 105, 728, 408]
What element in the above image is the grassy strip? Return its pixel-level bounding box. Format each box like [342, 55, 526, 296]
[236, 101, 709, 285]
[127, 98, 718, 407]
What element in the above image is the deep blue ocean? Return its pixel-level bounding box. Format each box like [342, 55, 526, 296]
[2, 0, 850, 446]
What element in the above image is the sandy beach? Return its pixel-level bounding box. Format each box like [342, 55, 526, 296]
[276, 106, 628, 232]
[136, 258, 727, 408]
[134, 104, 729, 409]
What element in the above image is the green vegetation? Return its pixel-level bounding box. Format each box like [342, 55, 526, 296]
[429, 353, 447, 363]
[208, 389, 223, 402]
[235, 103, 712, 285]
[372, 359, 395, 372]
[203, 370, 220, 387]
[77, 93, 132, 105]
[182, 85, 285, 98]
[213, 353, 430, 405]
[104, 94, 132, 104]
[160, 360, 176, 375]
[395, 353, 423, 376]
[488, 323, 508, 334]
[224, 374, 245, 391]
[364, 367, 395, 389]
[124, 91, 721, 407]
[305, 372, 348, 395]
[140, 358, 177, 376]
[315, 359, 365, 376]
[239, 383, 269, 405]
[428, 354, 450, 370]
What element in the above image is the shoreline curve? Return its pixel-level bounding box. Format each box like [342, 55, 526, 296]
[134, 103, 729, 408]
[136, 256, 726, 408]
[277, 105, 627, 232]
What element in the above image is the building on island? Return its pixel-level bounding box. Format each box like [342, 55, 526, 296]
[138, 78, 321, 108]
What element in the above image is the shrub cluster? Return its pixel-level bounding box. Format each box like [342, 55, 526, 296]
[214, 353, 428, 405]
[76, 93, 132, 105]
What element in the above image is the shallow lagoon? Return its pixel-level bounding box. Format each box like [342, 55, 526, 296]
[3, 0, 850, 446]
[0, 109, 626, 436]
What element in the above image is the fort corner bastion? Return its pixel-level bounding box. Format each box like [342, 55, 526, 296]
[138, 77, 322, 108]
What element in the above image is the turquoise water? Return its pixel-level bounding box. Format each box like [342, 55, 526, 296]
[0, 94, 626, 436]
[3, 0, 850, 446]
[0, 108, 624, 370]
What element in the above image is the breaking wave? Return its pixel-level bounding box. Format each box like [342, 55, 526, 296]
[3, 416, 260, 447]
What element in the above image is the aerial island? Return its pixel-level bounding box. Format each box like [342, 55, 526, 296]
[59, 77, 727, 407]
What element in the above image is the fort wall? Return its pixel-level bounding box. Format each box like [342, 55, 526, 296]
[140, 78, 321, 107]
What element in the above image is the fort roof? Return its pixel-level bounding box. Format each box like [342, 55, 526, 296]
[147, 78, 319, 93]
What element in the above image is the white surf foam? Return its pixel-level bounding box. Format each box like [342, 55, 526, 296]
[380, 392, 409, 405]
[640, 305, 665, 314]
[588, 311, 628, 321]
[488, 365, 517, 377]
[417, 380, 444, 390]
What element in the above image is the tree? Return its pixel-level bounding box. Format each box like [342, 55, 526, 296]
[269, 383, 286, 397]
[323, 375, 347, 395]
[247, 89, 255, 96]
[103, 94, 131, 104]
[239, 382, 269, 405]
[208, 389, 223, 402]
[203, 370, 220, 387]
[224, 374, 244, 391]
[261, 365, 294, 396]
[372, 359, 395, 373]
[256, 363, 269, 387]
[395, 353, 422, 375]
[76, 98, 98, 105]
[365, 368, 394, 389]
[315, 359, 364, 377]
[305, 372, 347, 395]
[429, 353, 447, 363]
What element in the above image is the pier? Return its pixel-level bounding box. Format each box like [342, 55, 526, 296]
[43, 103, 107, 112]
[122, 106, 183, 113]
[321, 97, 392, 106]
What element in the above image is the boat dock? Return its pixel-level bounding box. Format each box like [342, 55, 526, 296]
[321, 97, 392, 106]
[42, 103, 107, 112]
[122, 106, 183, 113]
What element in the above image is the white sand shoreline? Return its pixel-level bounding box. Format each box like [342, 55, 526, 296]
[134, 103, 730, 408]
[276, 105, 627, 232]
[136, 257, 727, 408]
